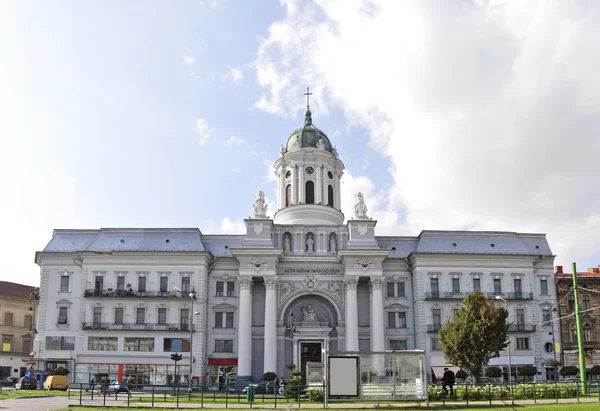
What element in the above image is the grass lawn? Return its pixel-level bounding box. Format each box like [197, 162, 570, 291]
[0, 389, 70, 399]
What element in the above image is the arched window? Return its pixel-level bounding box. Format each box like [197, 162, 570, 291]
[286, 184, 292, 207]
[584, 324, 592, 342]
[327, 185, 334, 207]
[572, 324, 577, 343]
[305, 181, 314, 204]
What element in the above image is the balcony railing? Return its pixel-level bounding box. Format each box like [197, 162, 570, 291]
[506, 292, 534, 300]
[81, 322, 195, 331]
[427, 324, 443, 332]
[83, 289, 186, 298]
[486, 292, 505, 299]
[425, 291, 465, 300]
[509, 323, 536, 332]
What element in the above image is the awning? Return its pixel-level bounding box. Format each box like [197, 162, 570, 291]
[208, 358, 237, 365]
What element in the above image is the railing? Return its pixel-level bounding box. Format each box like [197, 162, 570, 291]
[84, 289, 186, 298]
[81, 322, 195, 331]
[427, 324, 443, 332]
[509, 323, 536, 332]
[485, 292, 505, 299]
[425, 291, 465, 299]
[506, 292, 534, 300]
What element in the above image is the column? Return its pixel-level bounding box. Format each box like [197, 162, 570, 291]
[263, 276, 278, 373]
[298, 164, 305, 203]
[370, 278, 385, 376]
[291, 165, 298, 205]
[315, 165, 322, 204]
[344, 277, 359, 351]
[237, 278, 254, 378]
[322, 168, 328, 205]
[278, 171, 285, 209]
[334, 172, 341, 210]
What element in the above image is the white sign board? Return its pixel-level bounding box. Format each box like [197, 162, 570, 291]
[328, 356, 358, 397]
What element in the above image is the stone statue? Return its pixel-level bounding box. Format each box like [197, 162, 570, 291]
[332, 146, 338, 157]
[284, 235, 291, 252]
[252, 191, 268, 218]
[280, 146, 285, 157]
[354, 192, 368, 219]
[317, 137, 325, 150]
[329, 236, 337, 252]
[302, 304, 318, 322]
[306, 235, 314, 252]
[294, 135, 301, 150]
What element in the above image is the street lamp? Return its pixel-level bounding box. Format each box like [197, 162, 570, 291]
[495, 296, 512, 385]
[188, 288, 197, 389]
[286, 313, 297, 367]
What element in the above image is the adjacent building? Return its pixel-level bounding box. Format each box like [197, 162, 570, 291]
[33, 106, 559, 386]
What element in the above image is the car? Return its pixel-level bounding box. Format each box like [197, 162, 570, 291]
[106, 381, 129, 393]
[241, 381, 275, 394]
[0, 377, 17, 387]
[43, 375, 68, 391]
[15, 377, 37, 390]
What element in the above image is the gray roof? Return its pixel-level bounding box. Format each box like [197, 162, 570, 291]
[202, 235, 244, 257]
[376, 237, 418, 258]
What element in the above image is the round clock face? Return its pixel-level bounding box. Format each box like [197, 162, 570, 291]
[305, 166, 315, 175]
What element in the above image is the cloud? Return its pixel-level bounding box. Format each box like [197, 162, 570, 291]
[219, 217, 246, 234]
[194, 118, 214, 146]
[201, 0, 225, 9]
[221, 68, 244, 84]
[225, 135, 247, 147]
[182, 47, 195, 66]
[231, 167, 241, 173]
[254, 1, 600, 267]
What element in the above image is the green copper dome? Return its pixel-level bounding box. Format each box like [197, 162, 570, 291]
[285, 109, 333, 153]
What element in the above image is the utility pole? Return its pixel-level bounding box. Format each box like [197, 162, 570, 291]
[571, 262, 587, 394]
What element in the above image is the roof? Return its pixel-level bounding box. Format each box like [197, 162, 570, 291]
[376, 237, 418, 258]
[285, 109, 333, 153]
[202, 235, 245, 257]
[0, 281, 39, 299]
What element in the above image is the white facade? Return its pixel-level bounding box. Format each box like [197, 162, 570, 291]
[34, 108, 559, 385]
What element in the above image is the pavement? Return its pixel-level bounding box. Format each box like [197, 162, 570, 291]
[0, 395, 72, 411]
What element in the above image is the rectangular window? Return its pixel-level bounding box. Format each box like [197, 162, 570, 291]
[542, 309, 551, 325]
[540, 279, 548, 295]
[93, 307, 102, 325]
[95, 276, 104, 291]
[2, 336, 11, 352]
[227, 281, 235, 297]
[430, 278, 439, 295]
[387, 282, 405, 298]
[180, 309, 189, 327]
[397, 312, 407, 328]
[431, 338, 441, 351]
[216, 282, 224, 297]
[514, 279, 522, 296]
[215, 312, 223, 328]
[493, 279, 502, 294]
[568, 295, 575, 311]
[158, 308, 167, 324]
[60, 276, 70, 293]
[88, 336, 118, 351]
[582, 295, 591, 310]
[397, 282, 406, 298]
[432, 309, 441, 326]
[24, 315, 32, 329]
[389, 340, 407, 350]
[226, 312, 234, 328]
[117, 276, 125, 291]
[473, 278, 481, 292]
[124, 337, 155, 352]
[215, 312, 234, 328]
[215, 340, 233, 353]
[387, 312, 396, 328]
[22, 338, 32, 354]
[453, 308, 459, 318]
[4, 313, 13, 326]
[159, 277, 168, 293]
[114, 308, 124, 325]
[163, 338, 191, 352]
[136, 308, 145, 324]
[138, 276, 147, 292]
[387, 282, 395, 298]
[516, 337, 530, 350]
[181, 277, 191, 293]
[57, 307, 68, 324]
[516, 309, 525, 326]
[452, 278, 460, 294]
[45, 336, 75, 350]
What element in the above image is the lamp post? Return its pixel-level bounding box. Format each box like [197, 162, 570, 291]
[286, 313, 297, 367]
[189, 288, 197, 389]
[28, 292, 39, 369]
[495, 296, 512, 384]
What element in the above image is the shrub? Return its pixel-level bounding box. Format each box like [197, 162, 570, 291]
[519, 365, 537, 381]
[588, 365, 600, 377]
[485, 367, 502, 378]
[560, 366, 579, 377]
[284, 364, 303, 399]
[263, 371, 277, 382]
[307, 387, 324, 402]
[456, 370, 468, 380]
[53, 366, 70, 376]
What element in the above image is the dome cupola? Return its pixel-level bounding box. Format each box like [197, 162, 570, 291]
[284, 108, 333, 153]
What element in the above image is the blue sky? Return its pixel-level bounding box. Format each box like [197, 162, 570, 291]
[2, 0, 600, 287]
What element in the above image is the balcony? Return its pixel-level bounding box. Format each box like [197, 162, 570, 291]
[83, 289, 186, 299]
[506, 292, 534, 300]
[509, 323, 536, 332]
[81, 322, 195, 331]
[427, 324, 443, 332]
[425, 291, 465, 300]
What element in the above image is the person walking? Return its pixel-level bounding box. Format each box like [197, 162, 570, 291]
[278, 377, 285, 395]
[442, 368, 455, 396]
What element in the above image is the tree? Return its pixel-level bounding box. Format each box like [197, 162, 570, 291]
[485, 366, 503, 378]
[588, 365, 600, 377]
[284, 364, 303, 399]
[559, 366, 579, 377]
[438, 290, 509, 384]
[263, 372, 277, 382]
[456, 370, 468, 380]
[519, 365, 537, 382]
[53, 366, 70, 376]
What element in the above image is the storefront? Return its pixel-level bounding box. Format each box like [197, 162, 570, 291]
[74, 363, 190, 385]
[207, 359, 237, 390]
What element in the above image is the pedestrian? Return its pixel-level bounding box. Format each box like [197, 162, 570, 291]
[126, 375, 134, 397]
[88, 376, 95, 392]
[278, 377, 285, 395]
[442, 367, 455, 396]
[431, 368, 437, 384]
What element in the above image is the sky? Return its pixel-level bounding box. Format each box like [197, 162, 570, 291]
[1, 0, 599, 288]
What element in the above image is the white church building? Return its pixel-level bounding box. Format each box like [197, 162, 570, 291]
[34, 106, 559, 386]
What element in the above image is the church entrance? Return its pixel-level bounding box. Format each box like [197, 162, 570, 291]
[300, 341, 322, 376]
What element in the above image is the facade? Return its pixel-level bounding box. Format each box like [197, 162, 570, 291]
[34, 107, 559, 386]
[0, 281, 39, 380]
[555, 265, 600, 368]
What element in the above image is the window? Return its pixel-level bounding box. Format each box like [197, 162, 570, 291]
[389, 340, 407, 350]
[88, 337, 118, 351]
[60, 275, 70, 293]
[493, 278, 502, 294]
[216, 282, 224, 296]
[568, 295, 575, 311]
[452, 278, 460, 294]
[516, 337, 530, 350]
[513, 278, 522, 296]
[163, 338, 190, 352]
[93, 307, 102, 326]
[387, 282, 405, 298]
[22, 338, 32, 354]
[227, 282, 235, 297]
[387, 312, 407, 328]
[430, 278, 439, 297]
[327, 185, 334, 207]
[215, 312, 234, 328]
[582, 295, 590, 310]
[544, 342, 553, 353]
[117, 276, 125, 291]
[286, 185, 292, 207]
[540, 279, 548, 295]
[215, 340, 233, 352]
[136, 308, 145, 324]
[57, 307, 68, 324]
[181, 277, 191, 293]
[542, 309, 551, 325]
[46, 336, 75, 350]
[4, 313, 13, 326]
[473, 278, 481, 292]
[305, 181, 314, 204]
[114, 307, 124, 325]
[453, 308, 459, 318]
[216, 281, 235, 297]
[159, 277, 168, 293]
[571, 324, 577, 343]
[95, 276, 104, 291]
[138, 277, 147, 292]
[432, 309, 441, 326]
[24, 315, 32, 329]
[180, 309, 189, 329]
[2, 336, 11, 352]
[125, 337, 154, 352]
[158, 308, 167, 324]
[516, 309, 525, 326]
[584, 324, 593, 342]
[431, 338, 441, 351]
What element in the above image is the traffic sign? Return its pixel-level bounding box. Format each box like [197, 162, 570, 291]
[24, 370, 32, 378]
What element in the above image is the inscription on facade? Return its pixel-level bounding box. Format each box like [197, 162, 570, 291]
[282, 268, 341, 274]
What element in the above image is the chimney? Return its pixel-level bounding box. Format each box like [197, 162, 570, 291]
[555, 266, 563, 274]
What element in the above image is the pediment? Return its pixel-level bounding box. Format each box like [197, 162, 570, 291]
[386, 303, 409, 311]
[212, 303, 237, 311]
[56, 299, 72, 306]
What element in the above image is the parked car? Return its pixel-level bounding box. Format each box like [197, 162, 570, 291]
[107, 381, 129, 393]
[15, 377, 37, 390]
[44, 375, 68, 391]
[241, 381, 275, 394]
[0, 377, 17, 387]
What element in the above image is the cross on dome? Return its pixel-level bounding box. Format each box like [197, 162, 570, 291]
[304, 87, 312, 109]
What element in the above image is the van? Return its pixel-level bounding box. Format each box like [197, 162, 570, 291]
[44, 375, 68, 391]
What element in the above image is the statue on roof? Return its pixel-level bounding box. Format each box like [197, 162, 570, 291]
[252, 191, 268, 218]
[317, 137, 325, 150]
[354, 192, 368, 220]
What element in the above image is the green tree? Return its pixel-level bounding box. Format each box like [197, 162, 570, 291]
[52, 366, 70, 376]
[438, 290, 509, 384]
[455, 370, 468, 380]
[519, 365, 537, 382]
[284, 364, 303, 399]
[263, 372, 277, 382]
[485, 366, 503, 379]
[560, 366, 579, 377]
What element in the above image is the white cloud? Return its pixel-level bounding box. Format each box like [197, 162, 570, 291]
[182, 47, 195, 66]
[194, 118, 213, 146]
[201, 0, 225, 9]
[231, 167, 241, 173]
[220, 217, 246, 234]
[225, 135, 247, 147]
[254, 1, 600, 267]
[221, 68, 244, 84]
